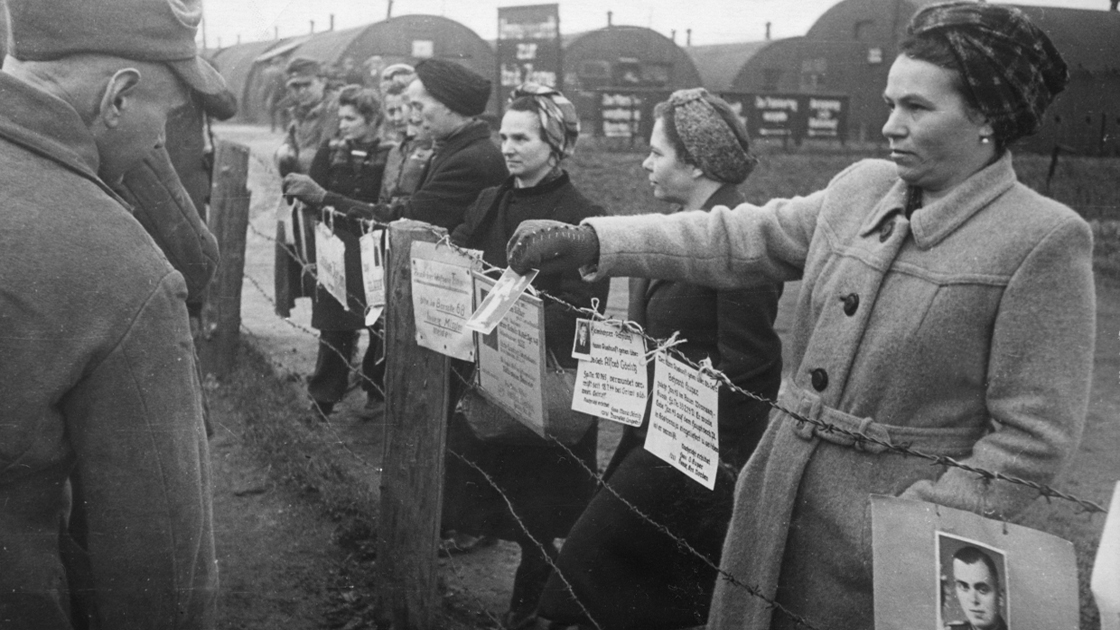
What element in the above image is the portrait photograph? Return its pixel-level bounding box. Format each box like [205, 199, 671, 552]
[571, 318, 592, 360]
[937, 533, 1009, 630]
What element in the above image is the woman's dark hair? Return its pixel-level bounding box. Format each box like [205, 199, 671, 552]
[652, 95, 755, 177]
[898, 34, 1005, 152]
[337, 84, 382, 124]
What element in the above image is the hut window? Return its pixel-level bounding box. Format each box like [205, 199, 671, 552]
[800, 58, 827, 91]
[411, 40, 434, 58]
[580, 60, 612, 79]
[615, 59, 642, 85]
[641, 63, 671, 86]
[853, 19, 874, 41]
[763, 68, 782, 92]
[867, 47, 883, 64]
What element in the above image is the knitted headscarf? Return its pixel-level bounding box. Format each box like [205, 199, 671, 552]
[662, 88, 755, 184]
[508, 83, 580, 160]
[414, 58, 491, 117]
[907, 1, 1068, 145]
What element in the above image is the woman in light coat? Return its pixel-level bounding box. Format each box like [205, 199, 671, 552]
[506, 3, 1094, 628]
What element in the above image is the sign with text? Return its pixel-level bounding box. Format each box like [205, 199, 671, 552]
[314, 220, 348, 309]
[359, 230, 386, 326]
[410, 241, 478, 361]
[722, 92, 849, 143]
[645, 353, 720, 490]
[473, 272, 548, 433]
[571, 321, 648, 426]
[497, 4, 562, 112]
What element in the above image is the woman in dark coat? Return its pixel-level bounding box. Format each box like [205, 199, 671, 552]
[283, 85, 391, 418]
[444, 84, 609, 630]
[535, 90, 783, 630]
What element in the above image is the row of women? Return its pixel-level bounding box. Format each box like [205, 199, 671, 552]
[291, 3, 1096, 629]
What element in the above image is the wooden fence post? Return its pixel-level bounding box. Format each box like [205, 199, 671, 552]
[375, 221, 450, 629]
[199, 140, 251, 379]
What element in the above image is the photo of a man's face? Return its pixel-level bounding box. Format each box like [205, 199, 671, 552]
[937, 534, 1008, 630]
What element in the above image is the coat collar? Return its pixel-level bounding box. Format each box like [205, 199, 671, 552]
[435, 119, 492, 157]
[703, 183, 746, 211]
[0, 71, 103, 183]
[858, 152, 1017, 249]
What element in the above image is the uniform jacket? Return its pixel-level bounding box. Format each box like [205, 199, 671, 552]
[585, 155, 1095, 629]
[0, 72, 216, 629]
[309, 136, 391, 330]
[331, 119, 507, 232]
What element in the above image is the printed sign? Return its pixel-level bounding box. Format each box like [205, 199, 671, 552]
[473, 272, 548, 433]
[872, 496, 1078, 630]
[722, 92, 850, 143]
[571, 321, 648, 426]
[464, 267, 539, 335]
[359, 230, 386, 326]
[645, 353, 720, 490]
[410, 241, 478, 361]
[497, 4, 562, 111]
[314, 220, 348, 309]
[806, 96, 847, 139]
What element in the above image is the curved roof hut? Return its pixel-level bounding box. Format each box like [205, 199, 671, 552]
[210, 39, 299, 123]
[563, 25, 702, 139]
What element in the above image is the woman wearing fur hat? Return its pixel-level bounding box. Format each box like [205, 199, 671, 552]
[508, 3, 1092, 629]
[534, 89, 783, 630]
[444, 83, 609, 630]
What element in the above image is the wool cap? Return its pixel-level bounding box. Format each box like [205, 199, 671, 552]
[414, 58, 491, 117]
[662, 88, 755, 185]
[6, 0, 227, 97]
[508, 82, 580, 160]
[285, 57, 322, 83]
[907, 1, 1068, 145]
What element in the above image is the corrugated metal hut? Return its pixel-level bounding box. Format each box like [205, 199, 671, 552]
[563, 25, 703, 139]
[210, 38, 303, 123]
[729, 0, 1120, 153]
[218, 14, 498, 122]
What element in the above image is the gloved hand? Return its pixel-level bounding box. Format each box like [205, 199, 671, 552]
[282, 173, 327, 206]
[506, 220, 600, 276]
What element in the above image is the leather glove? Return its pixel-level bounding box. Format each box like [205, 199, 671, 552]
[282, 173, 327, 206]
[506, 220, 600, 276]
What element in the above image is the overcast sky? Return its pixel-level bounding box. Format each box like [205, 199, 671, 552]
[200, 0, 1109, 49]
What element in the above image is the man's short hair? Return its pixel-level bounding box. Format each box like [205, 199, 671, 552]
[953, 546, 1001, 590]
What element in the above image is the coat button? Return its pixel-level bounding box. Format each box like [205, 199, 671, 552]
[879, 220, 895, 242]
[810, 368, 829, 391]
[841, 293, 859, 316]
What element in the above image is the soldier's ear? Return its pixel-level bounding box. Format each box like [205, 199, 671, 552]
[98, 68, 142, 129]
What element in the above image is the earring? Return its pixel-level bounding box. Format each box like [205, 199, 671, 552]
[980, 135, 992, 144]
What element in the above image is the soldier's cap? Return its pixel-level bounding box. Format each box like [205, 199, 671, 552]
[5, 0, 228, 97]
[285, 57, 322, 86]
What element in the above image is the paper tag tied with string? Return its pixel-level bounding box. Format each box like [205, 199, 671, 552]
[359, 229, 386, 326]
[570, 319, 648, 427]
[645, 352, 720, 490]
[410, 240, 478, 361]
[314, 219, 348, 310]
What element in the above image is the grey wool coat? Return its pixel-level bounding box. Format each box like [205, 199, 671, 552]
[583, 154, 1095, 629]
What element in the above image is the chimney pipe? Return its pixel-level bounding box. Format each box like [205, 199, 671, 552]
[387, 0, 394, 19]
[309, 20, 315, 34]
[329, 14, 335, 31]
[766, 21, 772, 40]
[686, 28, 692, 47]
[607, 11, 613, 27]
[1111, 0, 1118, 11]
[671, 29, 677, 43]
[236, 34, 241, 45]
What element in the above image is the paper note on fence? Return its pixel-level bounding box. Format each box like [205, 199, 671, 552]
[473, 272, 548, 434]
[410, 241, 477, 361]
[645, 352, 720, 490]
[314, 221, 348, 310]
[360, 230, 386, 326]
[464, 267, 539, 335]
[1093, 481, 1120, 630]
[571, 321, 647, 426]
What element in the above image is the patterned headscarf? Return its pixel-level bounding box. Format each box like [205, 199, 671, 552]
[664, 88, 755, 184]
[508, 83, 580, 160]
[907, 1, 1069, 145]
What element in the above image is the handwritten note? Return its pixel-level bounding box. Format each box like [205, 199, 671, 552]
[645, 353, 720, 490]
[571, 321, 648, 426]
[314, 221, 348, 309]
[473, 272, 548, 435]
[410, 241, 478, 361]
[359, 230, 386, 326]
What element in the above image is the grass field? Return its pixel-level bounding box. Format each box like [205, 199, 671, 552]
[222, 124, 1118, 628]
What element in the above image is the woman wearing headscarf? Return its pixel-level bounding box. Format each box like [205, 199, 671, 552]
[534, 89, 783, 630]
[507, 4, 1093, 628]
[282, 85, 392, 418]
[445, 83, 609, 630]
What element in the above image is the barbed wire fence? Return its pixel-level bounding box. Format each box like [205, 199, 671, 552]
[236, 151, 1105, 630]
